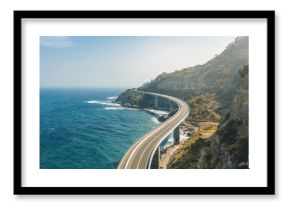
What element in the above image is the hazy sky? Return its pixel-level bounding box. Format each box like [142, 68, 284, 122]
[40, 36, 236, 88]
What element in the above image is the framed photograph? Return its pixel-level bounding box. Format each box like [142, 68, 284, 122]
[14, 10, 275, 195]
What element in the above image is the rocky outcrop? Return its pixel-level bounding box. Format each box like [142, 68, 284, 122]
[115, 89, 148, 108]
[116, 89, 177, 111]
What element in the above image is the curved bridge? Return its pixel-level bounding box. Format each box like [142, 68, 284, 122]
[118, 91, 190, 169]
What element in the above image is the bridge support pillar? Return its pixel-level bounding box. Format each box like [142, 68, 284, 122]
[150, 146, 160, 169]
[170, 101, 173, 111]
[173, 125, 180, 145]
[154, 96, 158, 109]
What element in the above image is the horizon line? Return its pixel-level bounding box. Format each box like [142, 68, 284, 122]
[40, 86, 134, 89]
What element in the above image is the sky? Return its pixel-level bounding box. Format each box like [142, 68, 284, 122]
[40, 36, 236, 88]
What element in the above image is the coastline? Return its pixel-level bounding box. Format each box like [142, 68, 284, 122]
[159, 121, 195, 169]
[142, 108, 169, 117]
[160, 139, 187, 169]
[115, 96, 195, 169]
[116, 98, 191, 168]
[41, 89, 162, 169]
[115, 93, 219, 169]
[160, 120, 219, 169]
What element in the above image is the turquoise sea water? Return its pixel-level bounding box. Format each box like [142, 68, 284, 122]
[40, 88, 159, 169]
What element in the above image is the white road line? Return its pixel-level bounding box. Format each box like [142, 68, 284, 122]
[119, 91, 190, 169]
[136, 112, 181, 168]
[126, 111, 179, 168]
[135, 101, 184, 168]
[124, 107, 174, 168]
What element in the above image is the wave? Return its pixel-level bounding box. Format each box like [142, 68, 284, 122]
[104, 107, 125, 110]
[151, 117, 160, 124]
[143, 109, 169, 116]
[85, 100, 120, 107]
[107, 96, 117, 100]
[104, 107, 138, 111]
[162, 131, 189, 148]
[180, 132, 190, 140]
[167, 133, 173, 143]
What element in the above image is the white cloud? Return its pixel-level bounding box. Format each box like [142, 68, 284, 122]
[40, 36, 73, 48]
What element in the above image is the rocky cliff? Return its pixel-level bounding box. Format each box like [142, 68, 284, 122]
[212, 64, 249, 168]
[116, 36, 249, 169]
[167, 65, 249, 169]
[139, 36, 248, 106]
[117, 37, 248, 112]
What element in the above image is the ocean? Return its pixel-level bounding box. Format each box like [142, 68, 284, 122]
[40, 88, 161, 169]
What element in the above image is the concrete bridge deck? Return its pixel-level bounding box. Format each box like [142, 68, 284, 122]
[118, 91, 190, 169]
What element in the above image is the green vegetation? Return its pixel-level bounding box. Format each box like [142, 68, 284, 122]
[115, 89, 146, 108]
[186, 92, 222, 123]
[139, 37, 249, 103]
[117, 37, 249, 169]
[168, 64, 249, 169]
[168, 134, 214, 169]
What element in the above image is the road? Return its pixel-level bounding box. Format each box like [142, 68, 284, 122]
[117, 91, 190, 169]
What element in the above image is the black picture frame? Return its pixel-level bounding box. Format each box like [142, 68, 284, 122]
[14, 10, 275, 195]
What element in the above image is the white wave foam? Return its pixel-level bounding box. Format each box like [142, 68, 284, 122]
[165, 131, 189, 144]
[104, 107, 138, 111]
[151, 117, 160, 124]
[180, 131, 190, 141]
[167, 133, 173, 143]
[107, 96, 117, 100]
[104, 107, 125, 110]
[144, 109, 169, 116]
[85, 100, 120, 107]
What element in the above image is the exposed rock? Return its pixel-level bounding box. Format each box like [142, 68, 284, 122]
[116, 88, 174, 110]
[115, 89, 147, 108]
[116, 37, 249, 169]
[213, 65, 249, 168]
[167, 65, 249, 169]
[239, 64, 249, 77]
[158, 114, 169, 122]
[139, 37, 249, 105]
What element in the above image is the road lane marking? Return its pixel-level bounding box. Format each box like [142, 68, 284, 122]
[118, 92, 190, 169]
[131, 102, 183, 168]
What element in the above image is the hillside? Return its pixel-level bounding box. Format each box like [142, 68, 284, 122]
[167, 65, 249, 169]
[139, 37, 248, 105]
[116, 36, 249, 169]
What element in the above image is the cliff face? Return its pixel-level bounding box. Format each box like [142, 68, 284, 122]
[116, 36, 249, 169]
[212, 65, 249, 168]
[117, 37, 248, 111]
[167, 65, 249, 169]
[139, 37, 248, 104]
